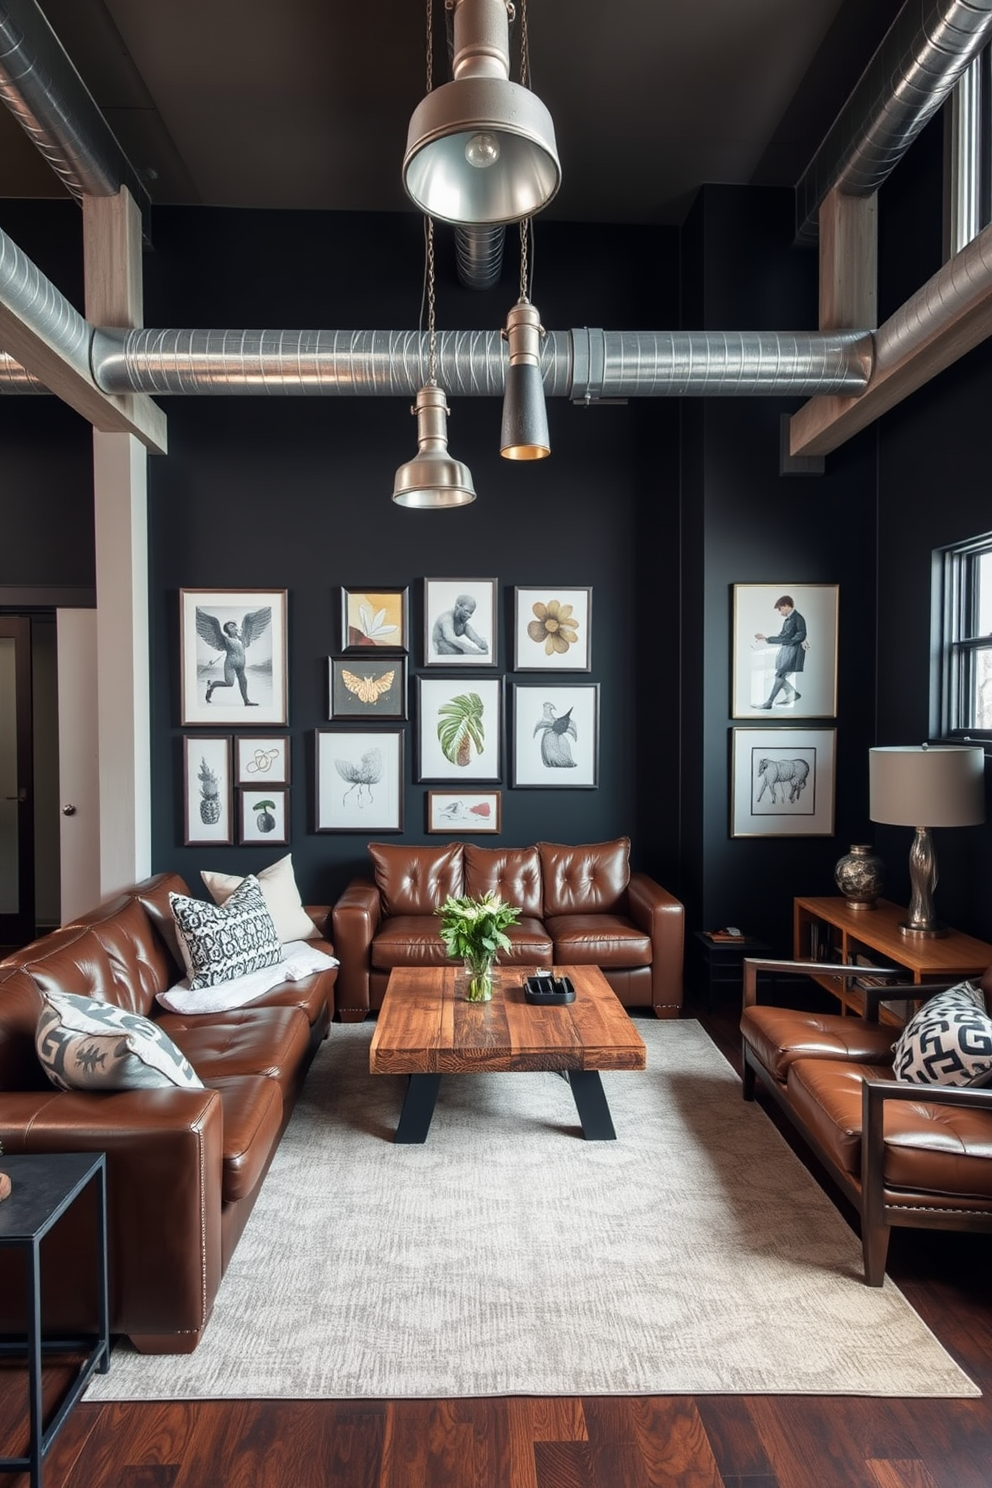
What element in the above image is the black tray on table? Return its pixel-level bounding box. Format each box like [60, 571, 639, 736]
[523, 974, 576, 1004]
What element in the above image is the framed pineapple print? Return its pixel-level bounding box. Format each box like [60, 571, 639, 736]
[183, 735, 233, 845]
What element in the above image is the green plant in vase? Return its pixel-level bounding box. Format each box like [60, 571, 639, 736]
[436, 892, 521, 1002]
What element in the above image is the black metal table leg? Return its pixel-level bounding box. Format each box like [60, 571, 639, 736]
[567, 1070, 617, 1140]
[394, 1073, 442, 1143]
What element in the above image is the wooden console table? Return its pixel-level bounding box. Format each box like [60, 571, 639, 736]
[793, 896, 992, 1018]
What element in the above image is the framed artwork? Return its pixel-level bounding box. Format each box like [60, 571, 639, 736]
[427, 790, 502, 834]
[315, 728, 404, 832]
[328, 655, 407, 720]
[239, 787, 289, 846]
[180, 588, 288, 727]
[513, 586, 592, 671]
[511, 683, 600, 788]
[730, 727, 836, 838]
[339, 587, 409, 654]
[416, 676, 503, 782]
[183, 735, 233, 845]
[235, 735, 290, 785]
[731, 584, 839, 719]
[423, 578, 498, 667]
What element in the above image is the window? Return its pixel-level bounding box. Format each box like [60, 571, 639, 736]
[934, 532, 992, 738]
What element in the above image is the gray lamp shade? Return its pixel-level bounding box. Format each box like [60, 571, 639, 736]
[868, 745, 986, 827]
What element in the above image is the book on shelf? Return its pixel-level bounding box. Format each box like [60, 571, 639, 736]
[703, 930, 746, 943]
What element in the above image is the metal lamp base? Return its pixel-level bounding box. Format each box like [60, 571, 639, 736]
[898, 921, 947, 938]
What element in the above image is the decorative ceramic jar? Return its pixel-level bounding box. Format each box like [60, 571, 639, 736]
[834, 844, 884, 909]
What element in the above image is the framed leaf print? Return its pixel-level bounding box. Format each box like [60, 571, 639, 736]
[340, 587, 409, 654]
[416, 676, 503, 783]
[513, 586, 591, 671]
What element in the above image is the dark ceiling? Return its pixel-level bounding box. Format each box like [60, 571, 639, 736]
[0, 0, 906, 225]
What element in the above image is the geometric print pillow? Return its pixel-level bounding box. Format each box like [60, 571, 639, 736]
[169, 873, 281, 990]
[36, 989, 203, 1091]
[892, 982, 992, 1087]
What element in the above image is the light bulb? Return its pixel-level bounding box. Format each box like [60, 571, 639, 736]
[464, 132, 501, 169]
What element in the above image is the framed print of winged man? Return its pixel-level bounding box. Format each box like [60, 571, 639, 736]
[181, 589, 289, 725]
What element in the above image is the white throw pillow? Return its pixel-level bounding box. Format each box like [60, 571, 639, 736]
[170, 874, 281, 989]
[892, 982, 992, 1086]
[36, 989, 203, 1091]
[201, 854, 318, 943]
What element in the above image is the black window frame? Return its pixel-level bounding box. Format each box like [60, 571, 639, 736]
[933, 530, 992, 742]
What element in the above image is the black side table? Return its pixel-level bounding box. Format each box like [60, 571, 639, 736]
[690, 932, 770, 1010]
[0, 1152, 110, 1488]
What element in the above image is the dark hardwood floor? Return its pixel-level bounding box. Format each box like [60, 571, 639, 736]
[4, 991, 992, 1488]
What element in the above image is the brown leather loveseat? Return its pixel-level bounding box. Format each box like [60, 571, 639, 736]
[0, 871, 338, 1354]
[332, 836, 684, 1020]
[740, 957, 992, 1285]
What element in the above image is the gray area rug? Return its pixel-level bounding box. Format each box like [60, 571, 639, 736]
[85, 1019, 978, 1399]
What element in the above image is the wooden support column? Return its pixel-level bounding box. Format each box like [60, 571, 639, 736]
[818, 186, 877, 331]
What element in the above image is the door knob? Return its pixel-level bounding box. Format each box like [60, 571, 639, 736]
[62, 803, 77, 816]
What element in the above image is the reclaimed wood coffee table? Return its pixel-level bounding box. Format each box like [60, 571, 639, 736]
[369, 963, 646, 1143]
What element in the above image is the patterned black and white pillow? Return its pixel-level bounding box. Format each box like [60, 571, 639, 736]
[892, 982, 992, 1086]
[36, 990, 203, 1091]
[169, 874, 281, 989]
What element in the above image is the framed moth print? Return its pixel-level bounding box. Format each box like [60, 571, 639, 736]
[730, 727, 836, 838]
[315, 728, 404, 832]
[183, 735, 233, 845]
[235, 735, 290, 785]
[513, 586, 591, 671]
[427, 790, 502, 834]
[340, 587, 409, 654]
[423, 578, 498, 666]
[416, 677, 503, 782]
[511, 684, 599, 788]
[328, 655, 407, 720]
[732, 584, 838, 719]
[181, 589, 288, 726]
[239, 787, 289, 846]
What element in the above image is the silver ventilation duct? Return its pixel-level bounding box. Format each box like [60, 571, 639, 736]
[0, 0, 150, 233]
[455, 225, 505, 291]
[0, 223, 92, 381]
[796, 0, 992, 242]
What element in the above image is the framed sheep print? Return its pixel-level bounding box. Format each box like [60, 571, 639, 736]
[181, 588, 288, 727]
[328, 655, 407, 720]
[315, 728, 404, 832]
[513, 586, 592, 671]
[731, 583, 838, 719]
[235, 735, 290, 786]
[239, 787, 289, 846]
[416, 677, 503, 783]
[183, 735, 233, 846]
[511, 684, 599, 788]
[730, 727, 836, 838]
[339, 586, 409, 654]
[423, 578, 498, 667]
[427, 790, 502, 834]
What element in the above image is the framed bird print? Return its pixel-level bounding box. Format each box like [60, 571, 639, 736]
[315, 728, 404, 832]
[416, 677, 503, 783]
[513, 586, 592, 671]
[181, 589, 288, 726]
[511, 683, 600, 788]
[328, 656, 407, 720]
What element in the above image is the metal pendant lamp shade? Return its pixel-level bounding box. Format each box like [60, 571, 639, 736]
[500, 297, 550, 458]
[402, 0, 561, 225]
[392, 384, 477, 508]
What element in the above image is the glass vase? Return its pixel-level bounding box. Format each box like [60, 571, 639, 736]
[462, 955, 495, 1002]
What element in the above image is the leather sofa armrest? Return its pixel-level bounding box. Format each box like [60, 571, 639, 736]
[0, 1086, 224, 1341]
[627, 871, 685, 1014]
[331, 879, 381, 1019]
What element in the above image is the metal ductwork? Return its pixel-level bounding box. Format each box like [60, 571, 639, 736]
[454, 224, 505, 291]
[796, 0, 992, 242]
[0, 223, 92, 379]
[0, 0, 150, 233]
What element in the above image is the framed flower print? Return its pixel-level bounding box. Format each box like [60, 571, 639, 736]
[513, 586, 591, 671]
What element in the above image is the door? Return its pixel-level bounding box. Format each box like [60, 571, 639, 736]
[0, 616, 34, 946]
[57, 609, 100, 923]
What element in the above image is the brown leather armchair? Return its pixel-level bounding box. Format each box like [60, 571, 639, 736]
[332, 836, 684, 1020]
[740, 957, 992, 1284]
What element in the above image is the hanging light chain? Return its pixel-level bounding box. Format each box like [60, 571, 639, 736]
[426, 0, 434, 94]
[519, 0, 529, 89]
[426, 216, 438, 385]
[519, 218, 530, 302]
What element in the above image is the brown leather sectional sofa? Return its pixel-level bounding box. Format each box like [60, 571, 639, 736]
[740, 958, 992, 1284]
[0, 871, 337, 1354]
[332, 836, 684, 1020]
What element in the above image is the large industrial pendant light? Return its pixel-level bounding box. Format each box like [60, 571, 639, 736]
[403, 0, 561, 226]
[500, 218, 549, 458]
[392, 217, 477, 508]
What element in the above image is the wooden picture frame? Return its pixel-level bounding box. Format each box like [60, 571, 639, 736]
[339, 587, 409, 654]
[239, 786, 289, 845]
[416, 676, 503, 783]
[511, 684, 600, 788]
[730, 726, 836, 837]
[423, 578, 498, 667]
[315, 728, 404, 832]
[235, 735, 290, 785]
[513, 585, 592, 671]
[183, 734, 233, 845]
[180, 588, 288, 726]
[328, 655, 407, 720]
[731, 584, 839, 719]
[426, 790, 502, 834]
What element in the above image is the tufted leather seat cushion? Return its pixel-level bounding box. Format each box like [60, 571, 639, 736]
[158, 1006, 310, 1099]
[546, 914, 651, 966]
[464, 845, 543, 916]
[368, 842, 464, 917]
[787, 1056, 992, 1196]
[742, 1006, 896, 1084]
[538, 837, 630, 916]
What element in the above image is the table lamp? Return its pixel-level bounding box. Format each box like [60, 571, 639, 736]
[868, 744, 986, 937]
